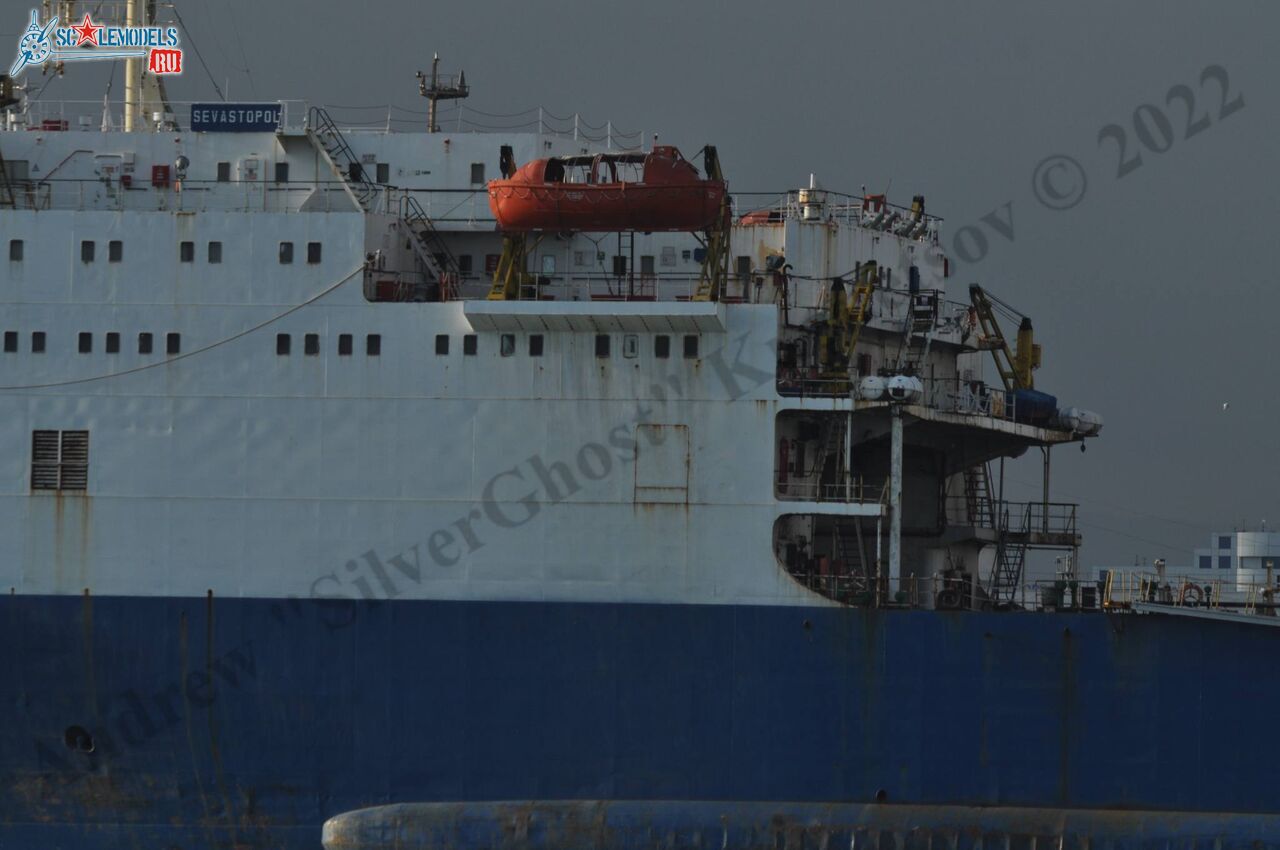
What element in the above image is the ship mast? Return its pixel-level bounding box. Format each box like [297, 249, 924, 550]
[123, 0, 139, 131]
[416, 54, 468, 133]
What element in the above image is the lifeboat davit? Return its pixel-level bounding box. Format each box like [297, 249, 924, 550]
[487, 146, 726, 232]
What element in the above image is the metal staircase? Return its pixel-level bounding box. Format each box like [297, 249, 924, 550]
[895, 291, 937, 372]
[963, 463, 995, 528]
[307, 106, 460, 298]
[831, 520, 871, 597]
[988, 505, 1030, 605]
[816, 417, 847, 499]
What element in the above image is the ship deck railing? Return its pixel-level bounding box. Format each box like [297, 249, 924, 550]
[792, 571, 1107, 612]
[775, 477, 887, 504]
[1100, 569, 1280, 614]
[736, 190, 943, 245]
[2, 99, 643, 146]
[790, 571, 1280, 617]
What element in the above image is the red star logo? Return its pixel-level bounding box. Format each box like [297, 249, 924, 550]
[70, 14, 102, 47]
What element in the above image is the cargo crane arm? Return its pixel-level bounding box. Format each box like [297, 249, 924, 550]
[692, 146, 730, 302]
[967, 284, 1040, 391]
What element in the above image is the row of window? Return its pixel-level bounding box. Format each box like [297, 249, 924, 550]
[210, 161, 488, 185]
[8, 240, 322, 265]
[429, 333, 700, 360]
[1200, 556, 1233, 569]
[276, 334, 381, 356]
[3, 331, 181, 354]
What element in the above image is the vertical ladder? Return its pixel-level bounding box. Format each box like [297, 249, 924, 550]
[308, 107, 460, 297]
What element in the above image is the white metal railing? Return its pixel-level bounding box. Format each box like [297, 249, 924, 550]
[735, 191, 941, 244]
[2, 178, 355, 213]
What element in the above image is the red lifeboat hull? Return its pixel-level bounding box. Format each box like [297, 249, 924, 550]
[487, 146, 725, 232]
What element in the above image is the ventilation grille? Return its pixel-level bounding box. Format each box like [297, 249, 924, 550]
[31, 430, 89, 491]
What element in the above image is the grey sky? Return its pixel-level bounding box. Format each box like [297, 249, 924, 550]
[17, 0, 1278, 569]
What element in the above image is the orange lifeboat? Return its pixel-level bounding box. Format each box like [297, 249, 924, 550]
[487, 146, 726, 233]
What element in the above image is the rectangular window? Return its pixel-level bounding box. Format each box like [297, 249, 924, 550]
[338, 334, 353, 356]
[500, 333, 515, 357]
[573, 251, 586, 267]
[623, 334, 639, 358]
[457, 254, 473, 274]
[279, 242, 294, 264]
[274, 161, 289, 183]
[470, 162, 485, 184]
[32, 430, 89, 491]
[106, 240, 122, 263]
[683, 334, 699, 359]
[655, 335, 670, 359]
[208, 241, 222, 264]
[78, 332, 92, 353]
[595, 334, 610, 358]
[541, 254, 556, 276]
[80, 241, 94, 263]
[179, 241, 194, 263]
[138, 332, 153, 354]
[1199, 555, 1212, 570]
[276, 333, 291, 355]
[31, 331, 45, 353]
[366, 334, 381, 356]
[304, 333, 319, 356]
[736, 255, 751, 281]
[612, 255, 627, 277]
[2, 331, 15, 352]
[529, 334, 544, 357]
[376, 162, 390, 184]
[485, 254, 500, 274]
[9, 239, 22, 261]
[660, 246, 676, 267]
[640, 255, 655, 276]
[307, 242, 322, 264]
[166, 332, 180, 355]
[435, 334, 449, 355]
[105, 332, 120, 354]
[463, 334, 477, 356]
[1218, 535, 1231, 549]
[1219, 555, 1232, 569]
[216, 161, 231, 182]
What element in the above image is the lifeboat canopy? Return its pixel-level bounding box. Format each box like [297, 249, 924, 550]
[487, 145, 726, 233]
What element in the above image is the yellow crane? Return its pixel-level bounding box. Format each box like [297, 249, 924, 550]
[968, 284, 1040, 391]
[692, 146, 730, 302]
[819, 262, 878, 376]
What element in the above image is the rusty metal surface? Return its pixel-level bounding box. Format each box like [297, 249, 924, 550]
[323, 800, 1280, 850]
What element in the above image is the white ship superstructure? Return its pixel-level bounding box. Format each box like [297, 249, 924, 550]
[0, 87, 1093, 610]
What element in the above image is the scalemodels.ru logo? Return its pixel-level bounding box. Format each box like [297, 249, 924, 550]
[9, 8, 183, 77]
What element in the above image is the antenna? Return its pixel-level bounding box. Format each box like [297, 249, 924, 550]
[416, 53, 469, 134]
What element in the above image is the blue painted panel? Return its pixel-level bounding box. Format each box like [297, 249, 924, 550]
[190, 103, 281, 132]
[1, 595, 1279, 849]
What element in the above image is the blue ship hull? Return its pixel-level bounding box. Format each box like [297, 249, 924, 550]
[3, 594, 1278, 848]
